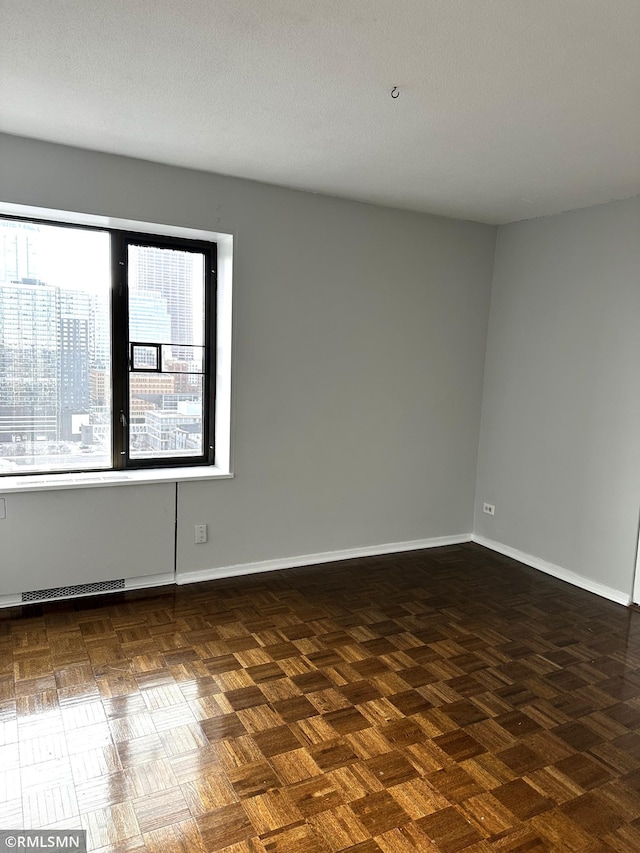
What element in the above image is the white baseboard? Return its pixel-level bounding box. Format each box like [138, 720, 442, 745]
[472, 534, 631, 606]
[125, 572, 175, 592]
[176, 534, 472, 586]
[6, 534, 627, 610]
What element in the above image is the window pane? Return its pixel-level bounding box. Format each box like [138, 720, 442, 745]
[161, 344, 205, 374]
[127, 244, 205, 460]
[131, 344, 160, 371]
[128, 245, 204, 350]
[129, 378, 204, 459]
[0, 220, 111, 474]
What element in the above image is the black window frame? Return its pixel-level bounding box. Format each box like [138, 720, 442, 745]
[0, 215, 217, 477]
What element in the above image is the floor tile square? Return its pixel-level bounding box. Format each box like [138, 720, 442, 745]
[363, 752, 419, 788]
[226, 687, 268, 711]
[253, 725, 302, 758]
[433, 730, 487, 762]
[196, 802, 255, 852]
[271, 695, 319, 722]
[416, 806, 482, 852]
[492, 779, 553, 821]
[202, 713, 247, 742]
[350, 790, 411, 836]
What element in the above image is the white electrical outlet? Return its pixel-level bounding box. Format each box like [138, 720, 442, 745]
[194, 524, 208, 544]
[482, 503, 495, 516]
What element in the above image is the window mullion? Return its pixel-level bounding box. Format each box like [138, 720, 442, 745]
[110, 233, 129, 470]
[205, 247, 217, 465]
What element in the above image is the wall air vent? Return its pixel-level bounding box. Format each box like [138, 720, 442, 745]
[22, 578, 125, 603]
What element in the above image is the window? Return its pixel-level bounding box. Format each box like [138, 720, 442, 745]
[0, 216, 217, 476]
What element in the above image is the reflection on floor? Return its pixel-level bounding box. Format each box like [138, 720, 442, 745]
[3, 543, 640, 852]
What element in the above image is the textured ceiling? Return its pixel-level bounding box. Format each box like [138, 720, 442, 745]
[1, 0, 639, 224]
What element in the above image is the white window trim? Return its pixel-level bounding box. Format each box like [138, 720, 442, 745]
[0, 201, 234, 493]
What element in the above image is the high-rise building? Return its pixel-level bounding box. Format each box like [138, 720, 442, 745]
[0, 278, 60, 443]
[90, 370, 108, 407]
[59, 290, 92, 440]
[129, 292, 172, 344]
[130, 244, 198, 359]
[0, 220, 41, 285]
[89, 292, 111, 416]
[0, 222, 58, 444]
[90, 291, 111, 368]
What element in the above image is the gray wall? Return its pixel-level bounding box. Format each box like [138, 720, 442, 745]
[0, 486, 176, 594]
[0, 134, 496, 593]
[475, 196, 640, 597]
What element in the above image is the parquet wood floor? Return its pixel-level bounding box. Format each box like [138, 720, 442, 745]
[2, 544, 640, 851]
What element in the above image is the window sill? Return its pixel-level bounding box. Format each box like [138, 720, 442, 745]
[0, 466, 234, 494]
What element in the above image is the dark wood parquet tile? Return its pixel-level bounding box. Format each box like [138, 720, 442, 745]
[5, 543, 640, 850]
